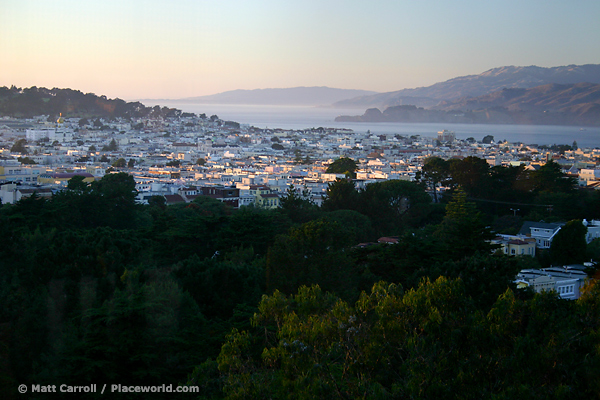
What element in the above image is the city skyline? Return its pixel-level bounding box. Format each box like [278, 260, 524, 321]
[2, 0, 600, 100]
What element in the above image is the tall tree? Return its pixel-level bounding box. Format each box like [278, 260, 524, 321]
[530, 159, 576, 193]
[417, 156, 450, 203]
[279, 184, 320, 224]
[11, 138, 28, 154]
[449, 156, 491, 198]
[266, 219, 356, 299]
[358, 179, 431, 234]
[321, 178, 360, 212]
[550, 219, 587, 265]
[435, 189, 497, 260]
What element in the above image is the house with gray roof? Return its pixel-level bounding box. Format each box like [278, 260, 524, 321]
[518, 221, 564, 249]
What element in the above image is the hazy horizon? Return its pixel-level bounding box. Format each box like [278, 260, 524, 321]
[3, 1, 600, 100]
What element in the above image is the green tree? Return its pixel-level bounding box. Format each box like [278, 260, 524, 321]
[321, 178, 359, 212]
[112, 157, 126, 168]
[432, 253, 522, 309]
[216, 206, 291, 257]
[449, 156, 491, 198]
[550, 220, 587, 265]
[214, 278, 600, 399]
[66, 175, 89, 192]
[293, 149, 302, 164]
[174, 250, 264, 320]
[90, 172, 137, 228]
[530, 159, 576, 193]
[279, 184, 319, 224]
[127, 158, 135, 168]
[17, 156, 35, 164]
[147, 195, 166, 209]
[482, 134, 494, 144]
[216, 278, 479, 399]
[321, 209, 374, 244]
[358, 179, 432, 234]
[489, 164, 531, 202]
[102, 138, 118, 151]
[266, 219, 356, 299]
[417, 156, 450, 203]
[11, 138, 28, 154]
[60, 277, 208, 391]
[435, 189, 497, 260]
[326, 156, 358, 178]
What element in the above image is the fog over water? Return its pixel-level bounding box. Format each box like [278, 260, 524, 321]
[155, 102, 600, 149]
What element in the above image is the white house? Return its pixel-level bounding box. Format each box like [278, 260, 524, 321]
[518, 221, 563, 249]
[515, 265, 589, 300]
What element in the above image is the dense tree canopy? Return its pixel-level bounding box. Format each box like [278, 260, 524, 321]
[1, 161, 598, 399]
[0, 86, 181, 118]
[211, 279, 600, 399]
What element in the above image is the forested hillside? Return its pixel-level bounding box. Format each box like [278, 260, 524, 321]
[0, 86, 180, 119]
[2, 162, 600, 399]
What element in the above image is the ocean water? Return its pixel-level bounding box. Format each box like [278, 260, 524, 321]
[154, 102, 600, 149]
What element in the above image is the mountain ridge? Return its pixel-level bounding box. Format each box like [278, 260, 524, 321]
[335, 82, 600, 126]
[333, 64, 600, 109]
[158, 86, 379, 106]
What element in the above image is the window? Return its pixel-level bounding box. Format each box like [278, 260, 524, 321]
[511, 249, 516, 255]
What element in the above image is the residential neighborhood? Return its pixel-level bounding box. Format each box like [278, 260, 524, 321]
[2, 114, 600, 209]
[2, 113, 600, 301]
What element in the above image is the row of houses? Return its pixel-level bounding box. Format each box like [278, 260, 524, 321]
[134, 183, 282, 209]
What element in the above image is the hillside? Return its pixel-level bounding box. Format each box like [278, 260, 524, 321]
[333, 64, 600, 109]
[335, 82, 600, 126]
[167, 86, 378, 106]
[0, 86, 182, 119]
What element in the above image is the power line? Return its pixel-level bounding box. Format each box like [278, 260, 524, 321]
[466, 197, 552, 208]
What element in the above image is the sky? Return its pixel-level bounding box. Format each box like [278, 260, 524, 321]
[2, 0, 600, 100]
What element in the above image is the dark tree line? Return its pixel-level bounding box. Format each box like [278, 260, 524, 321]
[415, 156, 600, 227]
[1, 164, 599, 399]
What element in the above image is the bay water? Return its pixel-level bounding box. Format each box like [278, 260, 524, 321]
[154, 102, 600, 149]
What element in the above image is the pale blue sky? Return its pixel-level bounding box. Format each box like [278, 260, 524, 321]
[2, 0, 599, 99]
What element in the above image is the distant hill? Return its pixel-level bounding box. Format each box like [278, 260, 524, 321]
[333, 64, 600, 109]
[335, 82, 600, 126]
[166, 87, 379, 106]
[0, 86, 182, 119]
